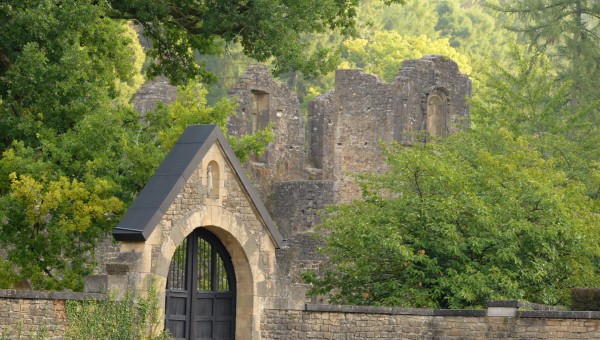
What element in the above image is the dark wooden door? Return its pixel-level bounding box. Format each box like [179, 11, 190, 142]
[166, 228, 236, 339]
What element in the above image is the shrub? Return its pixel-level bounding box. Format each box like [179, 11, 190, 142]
[571, 288, 600, 311]
[65, 282, 171, 339]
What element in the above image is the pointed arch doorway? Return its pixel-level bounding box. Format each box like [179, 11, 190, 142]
[165, 228, 236, 340]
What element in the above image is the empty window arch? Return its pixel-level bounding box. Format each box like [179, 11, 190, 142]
[426, 92, 448, 137]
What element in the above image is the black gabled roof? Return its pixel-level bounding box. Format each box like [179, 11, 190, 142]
[112, 124, 284, 248]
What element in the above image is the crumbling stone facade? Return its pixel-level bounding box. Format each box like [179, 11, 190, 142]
[133, 76, 178, 115]
[228, 56, 471, 290]
[227, 64, 307, 198]
[307, 55, 471, 203]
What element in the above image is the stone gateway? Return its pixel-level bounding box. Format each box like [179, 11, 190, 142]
[90, 125, 303, 339]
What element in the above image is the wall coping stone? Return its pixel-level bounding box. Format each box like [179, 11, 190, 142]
[0, 289, 107, 301]
[486, 300, 566, 311]
[519, 310, 600, 319]
[433, 309, 486, 317]
[288, 304, 600, 320]
[304, 304, 484, 317]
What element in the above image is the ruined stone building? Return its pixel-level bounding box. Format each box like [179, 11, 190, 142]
[227, 55, 471, 292]
[89, 55, 471, 338]
[5, 56, 600, 340]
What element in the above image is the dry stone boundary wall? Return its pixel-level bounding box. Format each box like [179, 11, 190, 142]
[2, 291, 600, 339]
[0, 289, 106, 339]
[262, 304, 600, 339]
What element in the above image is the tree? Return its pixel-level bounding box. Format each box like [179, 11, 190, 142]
[107, 0, 406, 84]
[0, 79, 269, 290]
[471, 46, 600, 201]
[341, 31, 472, 81]
[304, 128, 600, 308]
[489, 0, 600, 107]
[0, 0, 281, 289]
[0, 1, 145, 149]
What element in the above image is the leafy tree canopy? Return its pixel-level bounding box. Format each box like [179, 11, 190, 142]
[341, 31, 472, 81]
[305, 128, 600, 308]
[106, 0, 406, 84]
[0, 82, 259, 290]
[0, 0, 293, 289]
[489, 0, 600, 106]
[472, 46, 600, 201]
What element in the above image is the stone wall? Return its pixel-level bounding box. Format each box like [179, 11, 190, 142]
[261, 304, 600, 339]
[0, 290, 105, 339]
[306, 91, 334, 178]
[307, 55, 471, 203]
[2, 292, 600, 339]
[393, 56, 471, 143]
[268, 181, 334, 296]
[224, 57, 472, 291]
[227, 64, 307, 199]
[133, 76, 178, 115]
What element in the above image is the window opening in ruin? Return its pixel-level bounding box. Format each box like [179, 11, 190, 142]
[207, 161, 220, 198]
[250, 90, 269, 133]
[426, 93, 448, 137]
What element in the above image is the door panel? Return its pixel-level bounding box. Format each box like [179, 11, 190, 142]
[166, 228, 236, 340]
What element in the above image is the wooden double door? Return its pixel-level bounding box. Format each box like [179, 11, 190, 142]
[165, 228, 236, 339]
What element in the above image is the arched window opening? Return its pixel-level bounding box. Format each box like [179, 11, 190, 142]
[426, 92, 448, 137]
[250, 90, 269, 133]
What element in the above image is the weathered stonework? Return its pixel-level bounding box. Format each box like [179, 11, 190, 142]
[227, 56, 472, 294]
[3, 57, 600, 339]
[261, 305, 600, 339]
[93, 57, 471, 339]
[84, 126, 303, 339]
[307, 55, 471, 203]
[133, 76, 178, 115]
[267, 181, 333, 298]
[0, 290, 105, 339]
[227, 64, 307, 198]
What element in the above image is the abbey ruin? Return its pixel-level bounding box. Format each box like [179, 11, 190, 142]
[227, 55, 471, 291]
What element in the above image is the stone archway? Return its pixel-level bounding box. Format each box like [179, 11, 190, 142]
[104, 125, 284, 340]
[426, 91, 448, 137]
[165, 227, 236, 339]
[156, 206, 269, 340]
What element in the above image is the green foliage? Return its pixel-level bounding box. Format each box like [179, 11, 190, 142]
[0, 258, 19, 289]
[305, 128, 600, 308]
[0, 1, 142, 145]
[0, 321, 46, 340]
[472, 46, 600, 202]
[65, 283, 171, 339]
[195, 0, 518, 109]
[490, 0, 600, 106]
[147, 83, 236, 149]
[341, 31, 472, 81]
[0, 0, 275, 290]
[571, 288, 600, 311]
[0, 80, 270, 290]
[107, 0, 406, 84]
[0, 174, 123, 290]
[145, 83, 274, 163]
